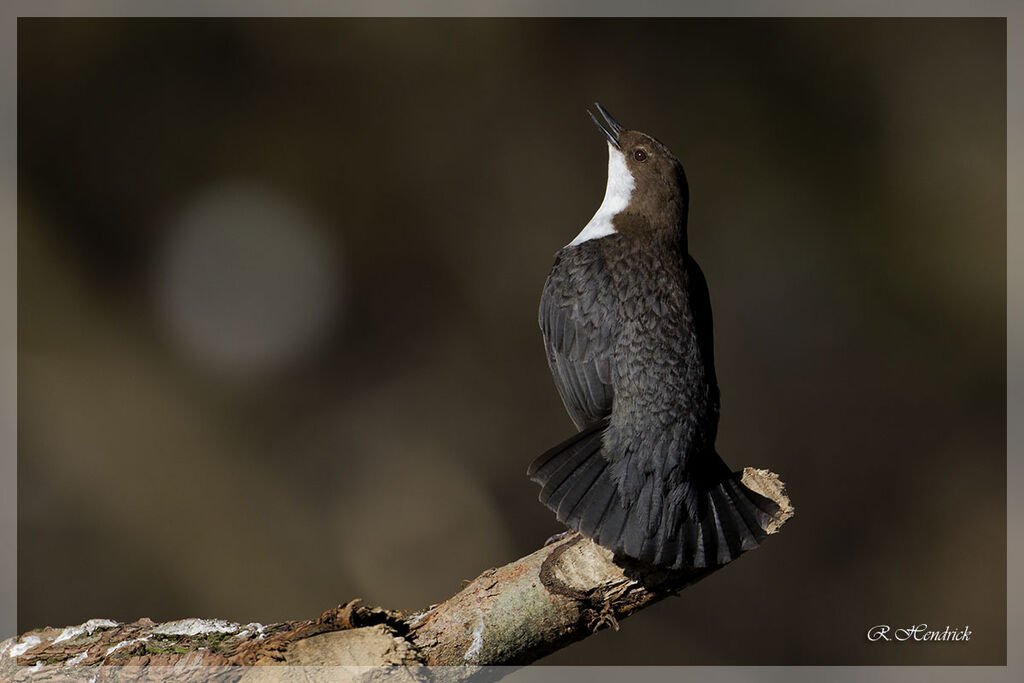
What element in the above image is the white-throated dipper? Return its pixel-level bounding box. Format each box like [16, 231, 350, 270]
[528, 103, 780, 570]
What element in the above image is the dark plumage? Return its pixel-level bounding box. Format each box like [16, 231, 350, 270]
[528, 104, 779, 570]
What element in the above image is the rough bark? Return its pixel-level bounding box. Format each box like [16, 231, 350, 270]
[1, 468, 793, 681]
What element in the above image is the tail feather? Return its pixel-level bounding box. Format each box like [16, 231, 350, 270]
[687, 474, 779, 567]
[709, 486, 745, 560]
[529, 419, 604, 479]
[697, 503, 719, 567]
[530, 419, 618, 534]
[555, 450, 607, 522]
[650, 506, 679, 567]
[639, 488, 672, 565]
[530, 425, 780, 570]
[572, 473, 615, 538]
[718, 478, 770, 552]
[539, 436, 600, 507]
[680, 510, 701, 568]
[596, 493, 629, 550]
[621, 479, 654, 558]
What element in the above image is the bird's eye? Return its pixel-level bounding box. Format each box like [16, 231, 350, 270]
[633, 148, 648, 162]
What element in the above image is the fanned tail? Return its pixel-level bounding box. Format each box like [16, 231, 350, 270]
[685, 472, 780, 568]
[530, 426, 779, 570]
[528, 419, 628, 544]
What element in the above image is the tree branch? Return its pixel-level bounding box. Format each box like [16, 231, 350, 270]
[1, 468, 792, 679]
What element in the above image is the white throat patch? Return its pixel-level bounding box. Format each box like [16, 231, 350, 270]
[568, 143, 635, 247]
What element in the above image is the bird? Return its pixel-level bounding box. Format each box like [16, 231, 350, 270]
[527, 103, 780, 570]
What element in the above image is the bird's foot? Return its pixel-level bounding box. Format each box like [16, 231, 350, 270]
[588, 600, 620, 632]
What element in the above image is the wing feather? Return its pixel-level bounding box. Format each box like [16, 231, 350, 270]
[539, 243, 616, 429]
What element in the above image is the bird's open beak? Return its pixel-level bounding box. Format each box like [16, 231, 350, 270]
[588, 102, 623, 149]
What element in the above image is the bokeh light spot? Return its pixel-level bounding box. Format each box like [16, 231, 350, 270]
[156, 182, 343, 378]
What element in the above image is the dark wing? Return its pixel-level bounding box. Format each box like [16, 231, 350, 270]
[684, 253, 720, 416]
[538, 242, 616, 429]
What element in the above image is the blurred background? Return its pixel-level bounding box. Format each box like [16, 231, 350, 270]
[17, 18, 1005, 665]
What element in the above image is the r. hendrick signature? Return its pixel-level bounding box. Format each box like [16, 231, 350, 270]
[867, 624, 971, 642]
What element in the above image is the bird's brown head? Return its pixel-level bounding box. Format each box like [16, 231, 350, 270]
[586, 103, 690, 244]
